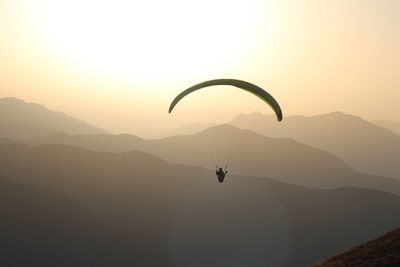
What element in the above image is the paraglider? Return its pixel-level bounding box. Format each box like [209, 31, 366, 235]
[168, 79, 283, 183]
[168, 79, 283, 121]
[216, 165, 228, 183]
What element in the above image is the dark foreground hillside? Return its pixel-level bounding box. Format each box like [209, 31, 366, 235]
[314, 228, 400, 267]
[0, 176, 172, 267]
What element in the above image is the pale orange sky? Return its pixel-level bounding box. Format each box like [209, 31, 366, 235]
[0, 0, 399, 137]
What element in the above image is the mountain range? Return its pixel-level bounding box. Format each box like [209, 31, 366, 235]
[0, 143, 399, 266]
[230, 112, 400, 179]
[157, 122, 216, 138]
[0, 97, 109, 139]
[1, 97, 400, 266]
[21, 124, 400, 197]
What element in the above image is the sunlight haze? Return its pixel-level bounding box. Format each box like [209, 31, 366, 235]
[1, 0, 399, 136]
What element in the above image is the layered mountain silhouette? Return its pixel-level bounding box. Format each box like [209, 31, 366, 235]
[314, 227, 400, 266]
[0, 97, 109, 138]
[24, 124, 400, 196]
[2, 99, 400, 266]
[230, 112, 400, 179]
[0, 175, 170, 266]
[0, 143, 399, 266]
[0, 121, 56, 140]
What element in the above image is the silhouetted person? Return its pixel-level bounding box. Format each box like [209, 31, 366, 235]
[216, 166, 227, 183]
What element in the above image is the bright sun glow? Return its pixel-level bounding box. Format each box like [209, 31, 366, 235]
[34, 0, 265, 83]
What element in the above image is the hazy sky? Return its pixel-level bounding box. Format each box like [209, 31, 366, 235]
[1, 0, 399, 136]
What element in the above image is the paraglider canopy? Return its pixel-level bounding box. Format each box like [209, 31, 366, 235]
[168, 79, 283, 121]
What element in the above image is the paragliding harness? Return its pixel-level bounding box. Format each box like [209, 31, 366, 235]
[216, 166, 228, 183]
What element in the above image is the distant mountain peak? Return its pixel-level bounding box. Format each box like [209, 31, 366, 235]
[320, 111, 362, 120]
[230, 109, 400, 179]
[157, 122, 216, 138]
[327, 111, 346, 115]
[0, 97, 110, 137]
[197, 123, 241, 135]
[0, 97, 46, 109]
[0, 97, 23, 102]
[232, 111, 368, 123]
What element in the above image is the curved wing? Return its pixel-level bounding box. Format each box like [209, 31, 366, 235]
[168, 79, 283, 121]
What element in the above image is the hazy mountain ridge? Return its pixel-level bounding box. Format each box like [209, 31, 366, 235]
[374, 119, 400, 136]
[0, 143, 399, 266]
[24, 124, 400, 196]
[2, 99, 400, 265]
[27, 131, 145, 152]
[230, 111, 400, 179]
[0, 97, 109, 138]
[157, 122, 216, 138]
[314, 227, 400, 266]
[0, 121, 57, 139]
